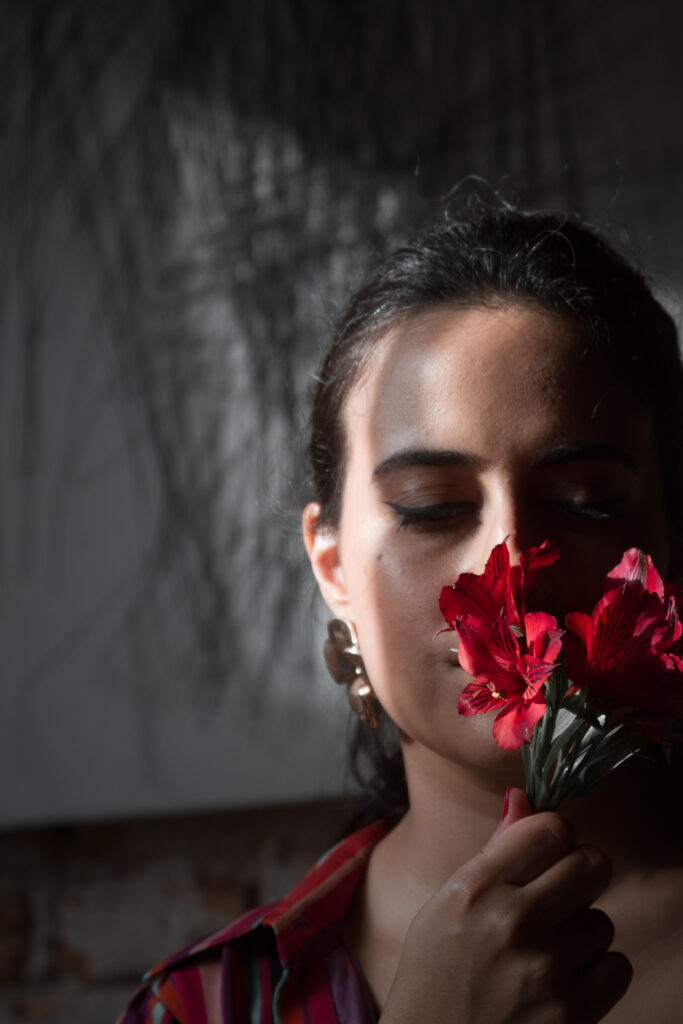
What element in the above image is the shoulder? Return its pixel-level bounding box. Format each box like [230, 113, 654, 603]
[116, 820, 390, 1024]
[115, 904, 277, 1024]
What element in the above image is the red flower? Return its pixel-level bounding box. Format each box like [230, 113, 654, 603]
[457, 611, 563, 750]
[439, 544, 683, 808]
[605, 547, 666, 598]
[604, 549, 683, 670]
[439, 540, 561, 750]
[565, 549, 683, 735]
[439, 539, 559, 631]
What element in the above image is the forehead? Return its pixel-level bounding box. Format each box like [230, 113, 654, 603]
[343, 304, 648, 464]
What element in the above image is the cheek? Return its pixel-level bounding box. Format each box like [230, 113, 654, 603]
[341, 537, 450, 706]
[349, 543, 427, 647]
[345, 539, 524, 774]
[347, 519, 452, 614]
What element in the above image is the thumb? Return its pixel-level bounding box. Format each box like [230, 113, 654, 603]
[490, 786, 532, 841]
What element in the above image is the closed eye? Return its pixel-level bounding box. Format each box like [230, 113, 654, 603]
[385, 501, 476, 529]
[550, 499, 618, 520]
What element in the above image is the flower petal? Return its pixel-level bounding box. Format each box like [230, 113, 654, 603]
[601, 587, 665, 662]
[606, 548, 664, 598]
[455, 614, 523, 692]
[440, 542, 521, 628]
[524, 611, 563, 664]
[458, 679, 508, 716]
[520, 540, 560, 592]
[492, 695, 546, 750]
[564, 611, 593, 686]
[516, 653, 557, 698]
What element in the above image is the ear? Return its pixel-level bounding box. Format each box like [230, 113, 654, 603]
[302, 502, 350, 616]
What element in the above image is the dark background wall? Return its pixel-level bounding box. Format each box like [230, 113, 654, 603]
[4, 0, 683, 826]
[3, 0, 683, 1017]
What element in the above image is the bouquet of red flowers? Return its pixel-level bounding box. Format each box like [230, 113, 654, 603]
[439, 542, 683, 811]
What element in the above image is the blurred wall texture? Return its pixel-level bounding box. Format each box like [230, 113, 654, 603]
[3, 1, 683, 1020]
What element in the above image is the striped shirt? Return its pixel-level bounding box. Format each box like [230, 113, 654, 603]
[117, 819, 390, 1023]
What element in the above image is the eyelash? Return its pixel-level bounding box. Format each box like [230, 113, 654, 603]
[386, 501, 475, 529]
[551, 499, 618, 521]
[386, 498, 619, 530]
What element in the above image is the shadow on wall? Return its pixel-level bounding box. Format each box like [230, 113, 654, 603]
[3, 0, 683, 820]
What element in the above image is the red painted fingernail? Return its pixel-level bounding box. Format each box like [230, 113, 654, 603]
[501, 786, 512, 821]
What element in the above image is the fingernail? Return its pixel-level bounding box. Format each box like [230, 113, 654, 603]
[586, 845, 610, 872]
[501, 786, 512, 821]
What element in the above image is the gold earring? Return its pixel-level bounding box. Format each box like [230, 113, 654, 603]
[323, 618, 378, 728]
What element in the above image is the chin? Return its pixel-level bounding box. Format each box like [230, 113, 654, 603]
[401, 709, 528, 790]
[448, 712, 528, 783]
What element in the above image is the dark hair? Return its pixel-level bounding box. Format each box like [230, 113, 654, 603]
[308, 200, 683, 825]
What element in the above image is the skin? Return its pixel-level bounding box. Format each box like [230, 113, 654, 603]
[303, 304, 683, 1023]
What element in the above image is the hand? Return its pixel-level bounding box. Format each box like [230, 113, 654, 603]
[380, 789, 632, 1024]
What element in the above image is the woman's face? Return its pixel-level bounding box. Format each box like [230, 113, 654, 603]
[305, 304, 676, 780]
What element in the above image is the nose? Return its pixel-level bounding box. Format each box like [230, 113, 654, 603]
[461, 481, 552, 602]
[502, 525, 524, 567]
[471, 479, 528, 571]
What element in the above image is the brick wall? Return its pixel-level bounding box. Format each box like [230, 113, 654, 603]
[0, 800, 355, 1024]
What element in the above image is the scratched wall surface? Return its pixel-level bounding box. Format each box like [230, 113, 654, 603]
[0, 801, 351, 1024]
[3, 0, 683, 826]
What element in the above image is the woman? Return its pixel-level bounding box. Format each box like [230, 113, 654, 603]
[119, 203, 683, 1023]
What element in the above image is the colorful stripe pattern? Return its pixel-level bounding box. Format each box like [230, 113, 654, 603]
[116, 820, 389, 1024]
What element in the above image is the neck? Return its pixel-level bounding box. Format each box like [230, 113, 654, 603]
[389, 745, 683, 899]
[560, 755, 683, 877]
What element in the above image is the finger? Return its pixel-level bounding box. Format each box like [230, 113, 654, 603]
[489, 787, 532, 842]
[522, 909, 615, 988]
[557, 908, 615, 971]
[520, 845, 612, 930]
[459, 812, 576, 896]
[503, 786, 531, 826]
[569, 950, 633, 1024]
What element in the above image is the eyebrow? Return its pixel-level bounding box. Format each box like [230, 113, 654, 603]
[373, 448, 484, 479]
[372, 443, 636, 480]
[530, 444, 637, 470]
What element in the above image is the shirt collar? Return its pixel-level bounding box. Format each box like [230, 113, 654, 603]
[264, 819, 390, 967]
